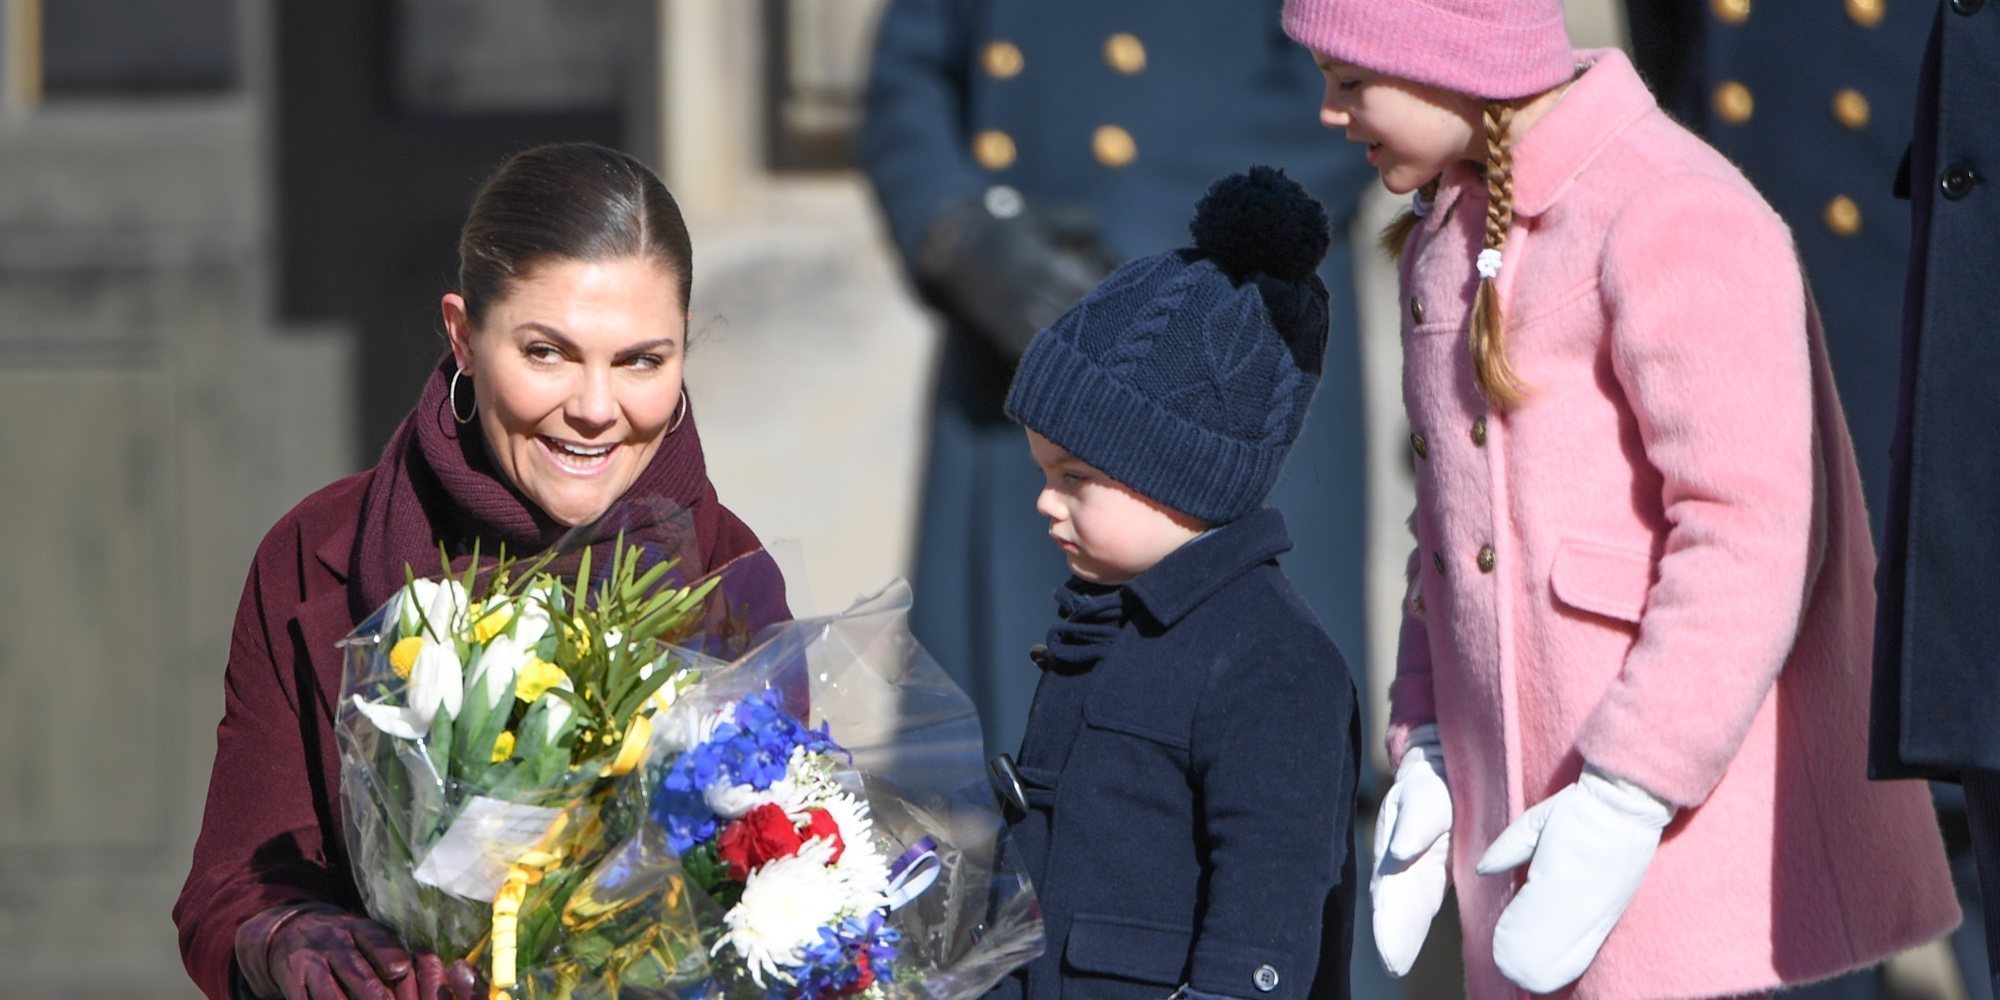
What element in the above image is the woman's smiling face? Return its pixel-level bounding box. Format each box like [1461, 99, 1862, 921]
[443, 255, 686, 527]
[1312, 53, 1484, 195]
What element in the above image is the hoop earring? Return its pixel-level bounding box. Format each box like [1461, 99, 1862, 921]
[666, 385, 688, 435]
[449, 367, 478, 425]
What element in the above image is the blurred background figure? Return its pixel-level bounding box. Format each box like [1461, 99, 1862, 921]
[1622, 3, 1984, 998]
[1870, 3, 2000, 1000]
[855, 0, 1379, 768]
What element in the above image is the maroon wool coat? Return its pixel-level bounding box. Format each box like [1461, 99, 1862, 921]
[172, 471, 776, 1000]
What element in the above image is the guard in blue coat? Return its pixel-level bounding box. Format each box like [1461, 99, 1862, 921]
[857, 0, 1376, 762]
[990, 170, 1358, 1000]
[1872, 3, 2000, 997]
[1623, 0, 1927, 537]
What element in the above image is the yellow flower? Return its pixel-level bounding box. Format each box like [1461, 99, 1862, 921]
[515, 657, 570, 703]
[605, 714, 652, 777]
[491, 730, 516, 762]
[469, 602, 515, 644]
[388, 637, 426, 680]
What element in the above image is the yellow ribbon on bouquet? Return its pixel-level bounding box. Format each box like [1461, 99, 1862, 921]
[485, 711, 653, 998]
[489, 812, 574, 999]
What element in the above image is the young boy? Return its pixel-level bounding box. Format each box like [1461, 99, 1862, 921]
[990, 167, 1359, 1000]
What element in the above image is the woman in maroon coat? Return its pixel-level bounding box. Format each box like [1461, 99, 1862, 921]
[174, 143, 789, 1000]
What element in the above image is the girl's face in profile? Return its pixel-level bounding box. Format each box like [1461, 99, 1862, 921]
[443, 256, 687, 528]
[1312, 53, 1483, 195]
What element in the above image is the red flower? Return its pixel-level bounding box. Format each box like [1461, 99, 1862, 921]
[715, 803, 805, 881]
[838, 951, 875, 995]
[802, 807, 846, 863]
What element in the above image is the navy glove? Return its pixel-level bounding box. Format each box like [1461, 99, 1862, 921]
[917, 187, 1114, 360]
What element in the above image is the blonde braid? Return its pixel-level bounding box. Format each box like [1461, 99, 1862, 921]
[1469, 100, 1527, 406]
[1378, 179, 1441, 260]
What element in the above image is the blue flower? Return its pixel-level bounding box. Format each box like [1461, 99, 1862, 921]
[650, 690, 848, 856]
[780, 915, 901, 998]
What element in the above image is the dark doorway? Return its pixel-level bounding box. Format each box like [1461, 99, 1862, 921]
[276, 0, 656, 454]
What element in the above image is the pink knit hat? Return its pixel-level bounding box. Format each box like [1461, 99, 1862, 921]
[1282, 0, 1574, 101]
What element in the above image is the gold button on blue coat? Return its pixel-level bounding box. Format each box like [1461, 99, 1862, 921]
[983, 40, 1024, 79]
[1104, 33, 1147, 75]
[1092, 125, 1137, 168]
[973, 129, 1017, 170]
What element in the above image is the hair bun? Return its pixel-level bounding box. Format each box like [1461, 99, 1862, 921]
[1189, 166, 1331, 283]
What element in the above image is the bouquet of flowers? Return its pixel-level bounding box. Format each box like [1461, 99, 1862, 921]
[509, 581, 1045, 999]
[340, 513, 1041, 998]
[336, 534, 740, 993]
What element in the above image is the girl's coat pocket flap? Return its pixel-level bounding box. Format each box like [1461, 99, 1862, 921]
[1550, 540, 1655, 624]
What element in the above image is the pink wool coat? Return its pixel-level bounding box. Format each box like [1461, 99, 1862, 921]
[1391, 49, 1958, 999]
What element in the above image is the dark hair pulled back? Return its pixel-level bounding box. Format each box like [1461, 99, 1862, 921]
[457, 142, 693, 327]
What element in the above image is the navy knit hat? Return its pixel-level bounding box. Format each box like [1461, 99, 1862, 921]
[1005, 166, 1332, 524]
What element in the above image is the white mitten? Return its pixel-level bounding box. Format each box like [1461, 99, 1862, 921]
[1474, 767, 1673, 994]
[1371, 723, 1453, 978]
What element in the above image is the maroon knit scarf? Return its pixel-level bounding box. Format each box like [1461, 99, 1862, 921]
[348, 356, 725, 621]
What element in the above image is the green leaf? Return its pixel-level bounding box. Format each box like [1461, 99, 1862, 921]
[450, 658, 494, 779]
[426, 704, 456, 781]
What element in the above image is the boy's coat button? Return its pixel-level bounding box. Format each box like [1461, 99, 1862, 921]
[1253, 965, 1280, 992]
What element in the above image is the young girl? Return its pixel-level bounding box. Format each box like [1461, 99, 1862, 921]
[1280, 2, 1961, 997]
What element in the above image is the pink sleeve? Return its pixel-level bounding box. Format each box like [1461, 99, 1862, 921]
[1577, 173, 1814, 808]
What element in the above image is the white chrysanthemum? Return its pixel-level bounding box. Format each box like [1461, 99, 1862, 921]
[704, 776, 812, 820]
[717, 839, 848, 986]
[819, 791, 891, 911]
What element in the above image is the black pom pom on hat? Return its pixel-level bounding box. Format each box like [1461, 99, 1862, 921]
[1188, 165, 1332, 283]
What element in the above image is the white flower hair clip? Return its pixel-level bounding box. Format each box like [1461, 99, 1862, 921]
[1476, 248, 1504, 280]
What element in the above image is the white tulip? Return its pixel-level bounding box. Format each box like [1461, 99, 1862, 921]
[351, 694, 427, 740]
[350, 629, 464, 740]
[540, 675, 576, 735]
[391, 578, 439, 638]
[409, 636, 464, 727]
[424, 579, 471, 642]
[511, 590, 553, 649]
[470, 634, 529, 713]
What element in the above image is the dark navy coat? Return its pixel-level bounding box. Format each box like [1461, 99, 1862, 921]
[998, 509, 1359, 1000]
[857, 0, 1377, 759]
[1624, 0, 1928, 539]
[1871, 2, 2000, 781]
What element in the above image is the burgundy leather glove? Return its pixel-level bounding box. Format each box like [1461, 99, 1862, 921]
[235, 903, 485, 1000]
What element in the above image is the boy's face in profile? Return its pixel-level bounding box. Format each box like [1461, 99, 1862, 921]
[1026, 429, 1207, 585]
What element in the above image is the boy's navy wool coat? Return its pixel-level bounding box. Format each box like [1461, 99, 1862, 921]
[996, 508, 1358, 1000]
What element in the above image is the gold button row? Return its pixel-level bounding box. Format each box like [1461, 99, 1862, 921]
[1710, 0, 1884, 26]
[1709, 79, 1873, 238]
[1713, 83, 1873, 130]
[980, 34, 1150, 81]
[973, 126, 1137, 170]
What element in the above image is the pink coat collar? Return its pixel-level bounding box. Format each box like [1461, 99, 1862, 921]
[1510, 48, 1657, 217]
